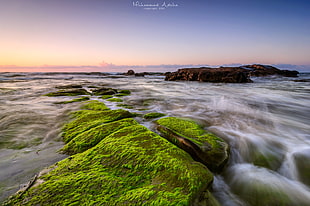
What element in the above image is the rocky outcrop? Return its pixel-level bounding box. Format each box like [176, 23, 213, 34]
[244, 64, 299, 77]
[5, 101, 220, 206]
[155, 117, 229, 172]
[165, 64, 299, 83]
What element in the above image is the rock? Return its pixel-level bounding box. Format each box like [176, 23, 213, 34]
[244, 64, 299, 77]
[135, 73, 145, 77]
[106, 98, 123, 102]
[143, 112, 166, 119]
[155, 117, 229, 172]
[5, 102, 218, 206]
[44, 88, 91, 96]
[227, 164, 310, 206]
[91, 87, 117, 95]
[55, 84, 83, 89]
[54, 96, 90, 104]
[165, 67, 252, 83]
[126, 70, 135, 75]
[293, 148, 310, 186]
[165, 64, 299, 83]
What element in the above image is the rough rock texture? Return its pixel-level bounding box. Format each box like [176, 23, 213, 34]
[5, 102, 219, 206]
[165, 64, 299, 83]
[155, 117, 229, 172]
[244, 64, 299, 77]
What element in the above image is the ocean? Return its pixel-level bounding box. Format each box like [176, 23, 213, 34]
[0, 72, 309, 205]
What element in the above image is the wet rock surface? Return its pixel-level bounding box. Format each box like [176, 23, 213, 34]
[4, 101, 219, 206]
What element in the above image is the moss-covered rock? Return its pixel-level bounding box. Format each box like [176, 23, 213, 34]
[62, 109, 134, 143]
[118, 90, 131, 94]
[144, 112, 166, 119]
[101, 95, 113, 99]
[5, 105, 218, 205]
[293, 149, 310, 186]
[117, 104, 134, 109]
[80, 100, 110, 111]
[62, 118, 139, 154]
[92, 87, 117, 95]
[115, 93, 130, 97]
[45, 89, 91, 96]
[106, 98, 123, 102]
[155, 117, 229, 172]
[227, 164, 310, 206]
[54, 96, 90, 104]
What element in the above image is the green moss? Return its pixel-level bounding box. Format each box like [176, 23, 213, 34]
[44, 89, 91, 97]
[54, 96, 90, 104]
[118, 90, 131, 94]
[101, 95, 113, 99]
[115, 93, 130, 97]
[106, 98, 123, 102]
[6, 123, 215, 206]
[117, 104, 134, 109]
[62, 118, 139, 154]
[144, 113, 166, 119]
[156, 117, 229, 172]
[80, 100, 110, 111]
[92, 88, 117, 96]
[156, 117, 222, 146]
[62, 109, 134, 143]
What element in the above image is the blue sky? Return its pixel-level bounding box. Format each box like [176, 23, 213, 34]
[0, 0, 309, 72]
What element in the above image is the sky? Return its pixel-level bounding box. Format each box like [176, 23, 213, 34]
[0, 0, 309, 72]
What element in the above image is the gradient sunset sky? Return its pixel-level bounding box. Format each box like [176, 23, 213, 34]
[0, 0, 309, 72]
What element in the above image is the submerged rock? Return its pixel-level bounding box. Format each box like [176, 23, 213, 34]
[44, 88, 91, 96]
[5, 102, 218, 206]
[155, 117, 229, 172]
[293, 149, 310, 186]
[91, 87, 117, 95]
[143, 112, 166, 119]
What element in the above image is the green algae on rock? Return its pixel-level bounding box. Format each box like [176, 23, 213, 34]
[155, 117, 229, 172]
[101, 95, 113, 99]
[106, 98, 123, 102]
[62, 109, 134, 143]
[118, 89, 131, 94]
[5, 104, 218, 206]
[91, 87, 117, 95]
[144, 112, 166, 119]
[80, 100, 110, 111]
[44, 88, 91, 96]
[117, 104, 134, 109]
[62, 118, 139, 154]
[54, 96, 90, 104]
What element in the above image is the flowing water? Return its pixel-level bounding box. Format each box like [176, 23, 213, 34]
[0, 72, 309, 205]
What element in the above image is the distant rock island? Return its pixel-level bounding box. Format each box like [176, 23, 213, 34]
[165, 64, 299, 83]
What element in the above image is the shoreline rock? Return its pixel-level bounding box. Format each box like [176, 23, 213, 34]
[165, 64, 299, 83]
[4, 101, 224, 206]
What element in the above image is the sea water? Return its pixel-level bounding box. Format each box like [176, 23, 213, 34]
[0, 72, 309, 205]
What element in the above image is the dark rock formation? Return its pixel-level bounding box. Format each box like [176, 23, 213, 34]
[165, 67, 252, 83]
[165, 64, 299, 83]
[244, 64, 299, 77]
[126, 70, 135, 75]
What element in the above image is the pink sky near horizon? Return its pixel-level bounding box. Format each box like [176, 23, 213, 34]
[0, 0, 309, 72]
